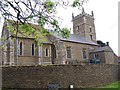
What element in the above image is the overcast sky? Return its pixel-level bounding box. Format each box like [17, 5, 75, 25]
[0, 0, 119, 55]
[57, 0, 119, 56]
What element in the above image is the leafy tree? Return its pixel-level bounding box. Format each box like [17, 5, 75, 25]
[0, 0, 87, 43]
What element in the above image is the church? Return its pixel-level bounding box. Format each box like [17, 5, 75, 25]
[0, 9, 118, 66]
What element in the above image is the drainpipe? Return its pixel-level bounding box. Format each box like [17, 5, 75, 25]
[41, 45, 43, 65]
[16, 11, 20, 66]
[16, 19, 18, 66]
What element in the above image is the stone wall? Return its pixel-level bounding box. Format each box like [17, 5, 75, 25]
[2, 64, 119, 89]
[119, 65, 120, 80]
[57, 41, 98, 64]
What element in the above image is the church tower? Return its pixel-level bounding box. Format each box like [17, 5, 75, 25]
[72, 8, 96, 42]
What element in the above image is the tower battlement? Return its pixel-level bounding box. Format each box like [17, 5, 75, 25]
[72, 8, 94, 21]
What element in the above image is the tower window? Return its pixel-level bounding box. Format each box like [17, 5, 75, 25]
[19, 42, 22, 55]
[76, 26, 79, 30]
[90, 27, 92, 32]
[31, 43, 35, 56]
[83, 49, 87, 59]
[90, 35, 92, 40]
[66, 47, 71, 58]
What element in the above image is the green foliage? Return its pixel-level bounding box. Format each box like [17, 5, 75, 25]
[72, 0, 81, 7]
[2, 12, 12, 17]
[41, 28, 50, 35]
[3, 3, 9, 8]
[0, 0, 87, 45]
[43, 0, 55, 13]
[51, 19, 58, 27]
[37, 17, 47, 27]
[60, 28, 70, 38]
[27, 15, 34, 19]
[72, 0, 88, 9]
[100, 81, 120, 88]
[20, 23, 35, 35]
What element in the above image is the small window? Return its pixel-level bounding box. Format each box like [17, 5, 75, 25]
[48, 83, 59, 90]
[32, 43, 35, 56]
[90, 27, 92, 32]
[19, 42, 22, 55]
[76, 26, 79, 30]
[90, 35, 92, 40]
[67, 47, 71, 58]
[45, 48, 49, 57]
[83, 49, 87, 59]
[94, 54, 99, 59]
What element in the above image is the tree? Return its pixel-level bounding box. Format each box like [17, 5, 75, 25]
[0, 0, 87, 43]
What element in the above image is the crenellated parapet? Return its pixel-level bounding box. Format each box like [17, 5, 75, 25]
[72, 8, 94, 21]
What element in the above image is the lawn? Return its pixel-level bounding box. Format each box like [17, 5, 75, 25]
[100, 81, 120, 88]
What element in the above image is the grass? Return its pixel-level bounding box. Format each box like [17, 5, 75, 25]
[100, 81, 120, 88]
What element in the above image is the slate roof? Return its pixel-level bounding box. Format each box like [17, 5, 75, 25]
[92, 46, 113, 53]
[53, 34, 98, 46]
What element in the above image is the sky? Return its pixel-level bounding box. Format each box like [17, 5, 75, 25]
[57, 0, 119, 56]
[0, 0, 119, 55]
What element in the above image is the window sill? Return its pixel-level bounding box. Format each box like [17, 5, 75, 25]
[43, 56, 50, 58]
[18, 55, 36, 57]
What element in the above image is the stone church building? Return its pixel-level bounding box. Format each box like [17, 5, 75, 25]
[0, 9, 118, 66]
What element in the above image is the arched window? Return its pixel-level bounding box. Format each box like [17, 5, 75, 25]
[66, 47, 71, 58]
[32, 43, 35, 56]
[45, 48, 49, 57]
[83, 50, 87, 59]
[90, 35, 92, 40]
[19, 42, 22, 55]
[90, 27, 92, 32]
[94, 53, 99, 59]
